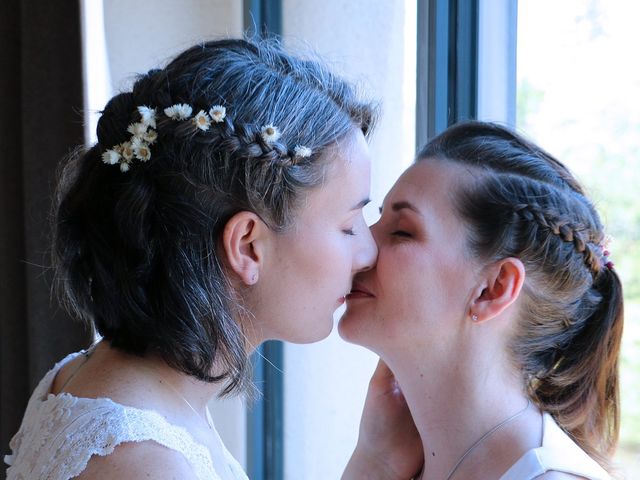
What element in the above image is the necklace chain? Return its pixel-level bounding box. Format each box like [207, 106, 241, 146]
[141, 362, 213, 430]
[158, 376, 213, 430]
[59, 345, 213, 430]
[444, 399, 531, 480]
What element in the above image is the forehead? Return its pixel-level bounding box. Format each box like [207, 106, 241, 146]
[320, 129, 371, 187]
[325, 129, 369, 167]
[293, 130, 371, 223]
[386, 158, 466, 205]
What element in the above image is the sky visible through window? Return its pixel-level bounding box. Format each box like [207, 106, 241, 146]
[517, 1, 640, 476]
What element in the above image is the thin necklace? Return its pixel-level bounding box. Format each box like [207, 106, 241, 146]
[158, 376, 213, 430]
[57, 344, 98, 393]
[143, 363, 213, 430]
[444, 399, 531, 480]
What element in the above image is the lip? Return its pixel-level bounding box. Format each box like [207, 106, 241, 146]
[346, 281, 375, 300]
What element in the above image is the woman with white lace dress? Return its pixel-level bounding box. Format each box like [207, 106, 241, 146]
[5, 38, 422, 480]
[340, 122, 623, 480]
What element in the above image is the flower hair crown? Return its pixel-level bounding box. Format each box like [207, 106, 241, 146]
[101, 103, 313, 172]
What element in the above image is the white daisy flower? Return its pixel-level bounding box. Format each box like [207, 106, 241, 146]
[294, 145, 312, 158]
[137, 106, 157, 128]
[101, 149, 121, 165]
[120, 141, 134, 161]
[134, 142, 151, 162]
[164, 103, 193, 120]
[261, 124, 281, 144]
[209, 105, 226, 123]
[119, 160, 131, 173]
[143, 128, 158, 144]
[130, 136, 144, 149]
[127, 122, 147, 138]
[193, 110, 211, 131]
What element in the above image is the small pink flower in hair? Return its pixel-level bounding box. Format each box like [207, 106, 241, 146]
[261, 124, 281, 144]
[598, 235, 615, 270]
[164, 103, 193, 120]
[294, 145, 312, 158]
[193, 110, 212, 131]
[101, 149, 121, 165]
[209, 105, 226, 123]
[137, 106, 157, 128]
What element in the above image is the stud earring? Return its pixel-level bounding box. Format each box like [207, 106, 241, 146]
[471, 313, 479, 322]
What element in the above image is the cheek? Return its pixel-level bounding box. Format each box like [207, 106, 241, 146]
[377, 246, 464, 324]
[292, 232, 352, 293]
[356, 246, 425, 344]
[314, 237, 353, 286]
[435, 251, 474, 310]
[377, 245, 427, 307]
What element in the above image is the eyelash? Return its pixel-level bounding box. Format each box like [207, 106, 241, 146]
[343, 228, 356, 236]
[378, 207, 412, 238]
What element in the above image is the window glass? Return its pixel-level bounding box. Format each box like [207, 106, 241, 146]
[517, 1, 640, 475]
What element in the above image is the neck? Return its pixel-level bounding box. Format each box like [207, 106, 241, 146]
[94, 340, 223, 414]
[381, 339, 540, 480]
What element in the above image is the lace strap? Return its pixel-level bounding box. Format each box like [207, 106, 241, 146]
[42, 396, 220, 480]
[6, 351, 88, 459]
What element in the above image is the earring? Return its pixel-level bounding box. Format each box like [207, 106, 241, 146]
[251, 273, 258, 284]
[471, 313, 479, 322]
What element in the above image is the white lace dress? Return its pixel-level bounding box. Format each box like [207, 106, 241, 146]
[4, 351, 248, 480]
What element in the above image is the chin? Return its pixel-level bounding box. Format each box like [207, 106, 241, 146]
[339, 305, 391, 353]
[283, 317, 334, 344]
[337, 311, 366, 346]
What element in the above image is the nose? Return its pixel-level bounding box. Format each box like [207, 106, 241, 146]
[353, 223, 378, 273]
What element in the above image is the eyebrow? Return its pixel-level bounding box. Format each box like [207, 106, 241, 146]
[351, 198, 371, 211]
[379, 201, 422, 215]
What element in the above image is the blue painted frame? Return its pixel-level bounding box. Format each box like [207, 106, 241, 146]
[242, 4, 284, 480]
[417, 0, 479, 147]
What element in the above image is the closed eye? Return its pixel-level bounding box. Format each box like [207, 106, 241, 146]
[391, 230, 411, 237]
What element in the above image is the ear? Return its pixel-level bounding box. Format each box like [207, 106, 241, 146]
[470, 257, 525, 323]
[221, 211, 269, 286]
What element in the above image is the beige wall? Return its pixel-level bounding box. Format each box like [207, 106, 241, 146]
[282, 0, 416, 210]
[104, 0, 243, 92]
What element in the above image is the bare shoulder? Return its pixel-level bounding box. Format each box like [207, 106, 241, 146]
[74, 440, 196, 479]
[536, 472, 588, 480]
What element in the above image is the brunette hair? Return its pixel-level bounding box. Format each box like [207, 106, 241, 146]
[52, 38, 376, 394]
[418, 121, 623, 468]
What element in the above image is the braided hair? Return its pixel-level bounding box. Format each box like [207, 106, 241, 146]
[52, 38, 377, 394]
[418, 121, 623, 470]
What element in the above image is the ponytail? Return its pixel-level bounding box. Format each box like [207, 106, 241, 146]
[531, 266, 624, 468]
